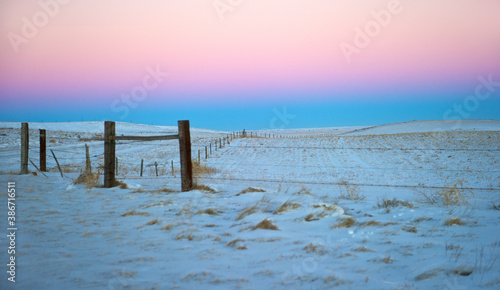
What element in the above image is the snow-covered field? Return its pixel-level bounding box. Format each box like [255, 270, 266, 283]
[1, 120, 499, 289]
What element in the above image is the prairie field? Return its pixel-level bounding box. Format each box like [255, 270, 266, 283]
[1, 120, 499, 289]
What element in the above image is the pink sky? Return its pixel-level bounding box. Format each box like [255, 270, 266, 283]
[1, 0, 499, 105]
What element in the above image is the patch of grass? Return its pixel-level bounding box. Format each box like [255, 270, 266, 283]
[192, 181, 217, 193]
[304, 212, 320, 222]
[402, 225, 418, 233]
[145, 218, 159, 225]
[360, 220, 382, 227]
[303, 243, 327, 254]
[195, 208, 221, 215]
[73, 170, 100, 188]
[253, 219, 279, 230]
[381, 255, 394, 264]
[121, 210, 150, 217]
[353, 246, 373, 252]
[227, 239, 245, 248]
[377, 197, 413, 209]
[415, 180, 472, 206]
[444, 218, 465, 226]
[274, 201, 301, 214]
[331, 217, 356, 229]
[294, 183, 312, 195]
[235, 205, 259, 221]
[237, 187, 266, 196]
[337, 181, 365, 201]
[192, 160, 218, 175]
[162, 224, 173, 231]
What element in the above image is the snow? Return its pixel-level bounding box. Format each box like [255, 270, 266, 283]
[1, 120, 499, 289]
[341, 119, 500, 136]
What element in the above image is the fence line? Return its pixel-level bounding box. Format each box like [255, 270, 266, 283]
[120, 175, 500, 191]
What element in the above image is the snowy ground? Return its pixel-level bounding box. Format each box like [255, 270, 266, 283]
[1, 120, 499, 289]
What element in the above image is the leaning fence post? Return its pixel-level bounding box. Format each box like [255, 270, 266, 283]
[40, 129, 46, 172]
[140, 159, 144, 176]
[50, 149, 63, 177]
[178, 120, 193, 191]
[104, 121, 116, 188]
[155, 162, 158, 177]
[21, 122, 29, 174]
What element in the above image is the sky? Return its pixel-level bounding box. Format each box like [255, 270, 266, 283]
[1, 0, 499, 130]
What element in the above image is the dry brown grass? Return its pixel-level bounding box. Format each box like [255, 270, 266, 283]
[192, 160, 218, 175]
[162, 224, 174, 231]
[121, 210, 150, 217]
[227, 239, 245, 248]
[145, 218, 160, 225]
[377, 197, 413, 209]
[110, 179, 128, 189]
[237, 187, 266, 196]
[359, 220, 382, 227]
[294, 183, 312, 195]
[235, 205, 259, 221]
[274, 201, 301, 214]
[331, 217, 356, 228]
[401, 225, 418, 232]
[354, 246, 373, 252]
[253, 219, 279, 230]
[337, 181, 365, 201]
[195, 208, 221, 215]
[192, 181, 217, 193]
[73, 170, 100, 188]
[303, 243, 327, 254]
[444, 218, 466, 226]
[416, 180, 472, 206]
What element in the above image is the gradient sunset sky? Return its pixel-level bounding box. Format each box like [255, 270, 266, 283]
[1, 0, 499, 130]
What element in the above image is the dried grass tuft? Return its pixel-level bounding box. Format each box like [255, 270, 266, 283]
[121, 210, 150, 217]
[235, 206, 259, 221]
[237, 187, 266, 196]
[331, 217, 356, 229]
[192, 160, 218, 175]
[444, 218, 465, 226]
[274, 201, 301, 214]
[74, 170, 100, 188]
[253, 219, 279, 230]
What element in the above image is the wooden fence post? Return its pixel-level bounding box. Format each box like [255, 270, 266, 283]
[178, 120, 193, 191]
[116, 157, 119, 175]
[21, 123, 29, 174]
[40, 129, 46, 172]
[50, 149, 63, 177]
[104, 121, 116, 188]
[198, 150, 201, 163]
[205, 146, 208, 159]
[155, 162, 158, 176]
[140, 159, 144, 176]
[171, 160, 174, 176]
[85, 143, 91, 173]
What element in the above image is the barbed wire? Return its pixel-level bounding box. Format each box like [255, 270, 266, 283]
[225, 145, 500, 152]
[119, 175, 500, 191]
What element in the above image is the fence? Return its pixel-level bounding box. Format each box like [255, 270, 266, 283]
[8, 123, 500, 192]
